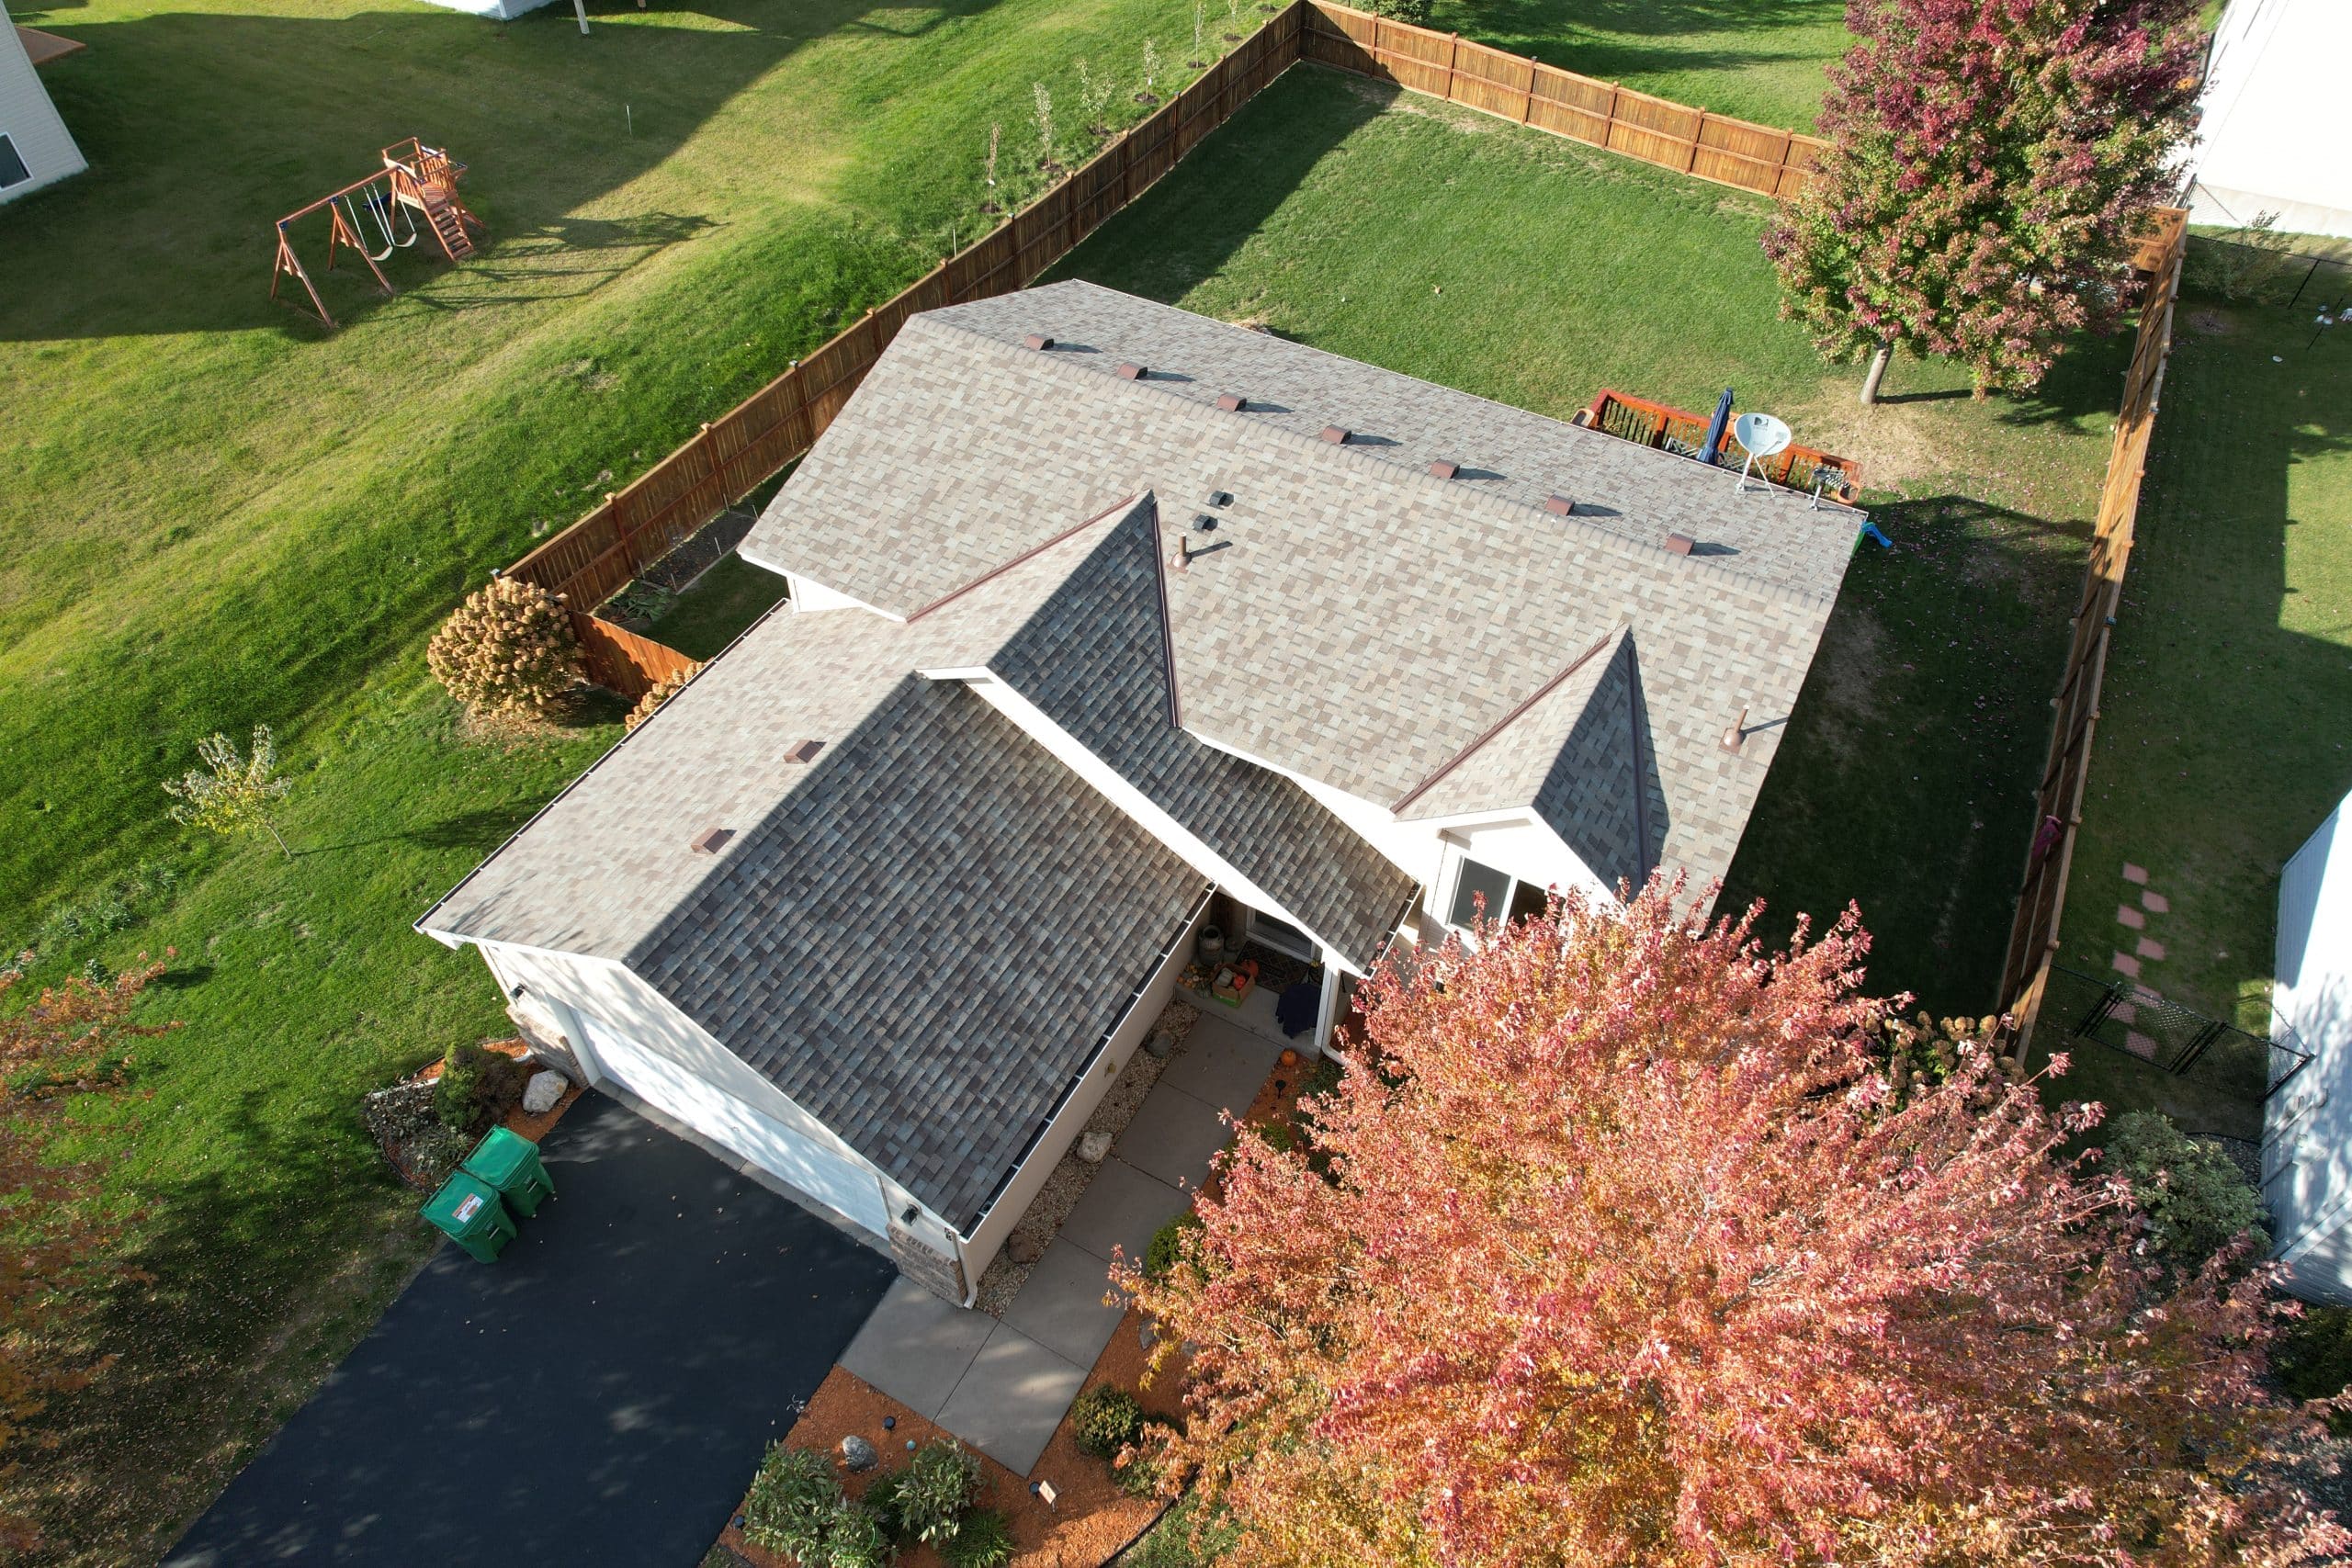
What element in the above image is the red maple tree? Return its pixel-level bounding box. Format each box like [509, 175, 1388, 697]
[1765, 0, 2206, 401]
[1118, 886, 2341, 1567]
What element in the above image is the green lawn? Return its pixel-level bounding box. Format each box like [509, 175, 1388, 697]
[2034, 277, 2352, 1138]
[640, 554, 793, 660]
[0, 0, 1232, 1559]
[1426, 0, 1849, 130]
[1050, 66, 2126, 1020]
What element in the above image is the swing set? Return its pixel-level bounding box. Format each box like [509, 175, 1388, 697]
[269, 139, 485, 329]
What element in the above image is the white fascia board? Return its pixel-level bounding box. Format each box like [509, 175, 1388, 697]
[772, 568, 904, 620]
[937, 671, 1371, 976]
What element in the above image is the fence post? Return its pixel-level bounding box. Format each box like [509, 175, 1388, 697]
[1444, 32, 1459, 100]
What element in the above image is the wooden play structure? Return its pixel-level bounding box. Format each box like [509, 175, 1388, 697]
[269, 139, 484, 328]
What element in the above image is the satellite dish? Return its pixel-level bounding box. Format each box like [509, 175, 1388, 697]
[1731, 412, 1793, 492]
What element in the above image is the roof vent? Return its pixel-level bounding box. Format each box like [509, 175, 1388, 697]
[1114, 362, 1148, 380]
[691, 827, 734, 854]
[1216, 392, 1247, 412]
[1428, 459, 1460, 480]
[783, 739, 827, 764]
[1023, 333, 1055, 351]
[1664, 532, 1696, 556]
[1319, 425, 1350, 445]
[1543, 494, 1576, 516]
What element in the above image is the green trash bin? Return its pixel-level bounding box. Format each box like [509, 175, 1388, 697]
[422, 1170, 516, 1263]
[462, 1125, 556, 1218]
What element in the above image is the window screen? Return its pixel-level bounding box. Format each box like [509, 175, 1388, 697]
[1447, 857, 1511, 929]
[0, 137, 28, 189]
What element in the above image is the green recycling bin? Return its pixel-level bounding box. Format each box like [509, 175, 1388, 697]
[462, 1125, 556, 1217]
[422, 1170, 516, 1263]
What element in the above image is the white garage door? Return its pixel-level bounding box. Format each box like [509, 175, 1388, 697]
[574, 1016, 890, 1238]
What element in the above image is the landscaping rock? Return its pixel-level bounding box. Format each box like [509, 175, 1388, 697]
[1077, 1130, 1114, 1164]
[1008, 1235, 1044, 1266]
[839, 1435, 878, 1472]
[1143, 1029, 1175, 1059]
[521, 1069, 567, 1115]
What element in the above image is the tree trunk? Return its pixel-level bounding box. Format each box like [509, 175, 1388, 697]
[1859, 342, 1893, 406]
[264, 818, 292, 861]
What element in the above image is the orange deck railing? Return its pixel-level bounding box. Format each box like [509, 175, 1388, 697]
[1573, 389, 1862, 503]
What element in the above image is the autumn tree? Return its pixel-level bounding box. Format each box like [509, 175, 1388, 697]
[1765, 0, 2205, 402]
[0, 954, 174, 1547]
[1118, 885, 2343, 1568]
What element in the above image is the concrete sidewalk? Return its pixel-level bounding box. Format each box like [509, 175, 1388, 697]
[840, 1015, 1279, 1473]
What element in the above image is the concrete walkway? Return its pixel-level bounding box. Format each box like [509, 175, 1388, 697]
[164, 1094, 895, 1568]
[841, 1015, 1281, 1473]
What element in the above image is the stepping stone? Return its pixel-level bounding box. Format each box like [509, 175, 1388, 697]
[2142, 890, 2170, 914]
[2125, 1030, 2158, 1060]
[2122, 863, 2149, 885]
[2136, 938, 2166, 962]
[2110, 1001, 2136, 1025]
[2116, 904, 2145, 930]
[2112, 952, 2142, 979]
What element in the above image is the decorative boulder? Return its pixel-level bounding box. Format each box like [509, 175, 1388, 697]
[839, 1435, 878, 1472]
[1008, 1235, 1044, 1266]
[1077, 1130, 1114, 1164]
[521, 1070, 567, 1115]
[1143, 1030, 1176, 1059]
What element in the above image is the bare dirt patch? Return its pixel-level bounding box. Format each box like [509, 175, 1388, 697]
[1783, 387, 1950, 493]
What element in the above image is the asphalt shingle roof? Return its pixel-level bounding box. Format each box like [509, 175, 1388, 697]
[745, 280, 1860, 896]
[419, 495, 1405, 1227]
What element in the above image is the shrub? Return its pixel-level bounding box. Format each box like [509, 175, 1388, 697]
[741, 1443, 842, 1561]
[938, 1508, 1015, 1568]
[1070, 1383, 1144, 1458]
[2103, 1110, 2269, 1271]
[2274, 1303, 2352, 1436]
[891, 1438, 980, 1545]
[1115, 1447, 1165, 1498]
[1361, 0, 1429, 22]
[427, 575, 582, 721]
[434, 1041, 530, 1137]
[624, 663, 701, 732]
[820, 1497, 892, 1568]
[1144, 1210, 1203, 1282]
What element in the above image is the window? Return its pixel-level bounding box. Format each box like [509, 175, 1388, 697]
[1442, 853, 1553, 933]
[1250, 910, 1317, 962]
[0, 136, 28, 190]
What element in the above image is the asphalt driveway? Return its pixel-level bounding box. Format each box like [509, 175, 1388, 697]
[164, 1093, 896, 1567]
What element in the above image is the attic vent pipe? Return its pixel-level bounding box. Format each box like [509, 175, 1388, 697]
[1428, 459, 1460, 480]
[1319, 425, 1350, 446]
[1216, 392, 1247, 412]
[1114, 362, 1148, 380]
[1023, 333, 1055, 351]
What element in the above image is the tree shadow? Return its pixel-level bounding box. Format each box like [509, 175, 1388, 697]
[0, 0, 989, 340]
[1426, 0, 1844, 101]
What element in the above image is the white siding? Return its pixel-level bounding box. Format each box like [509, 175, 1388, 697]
[957, 895, 1209, 1285]
[2268, 791, 2352, 1299]
[476, 941, 899, 1242]
[2188, 0, 2352, 238]
[0, 15, 85, 205]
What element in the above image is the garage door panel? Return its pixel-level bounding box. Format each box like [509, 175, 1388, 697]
[578, 1018, 889, 1237]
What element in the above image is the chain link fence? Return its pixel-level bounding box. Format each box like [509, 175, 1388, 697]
[2042, 964, 2312, 1102]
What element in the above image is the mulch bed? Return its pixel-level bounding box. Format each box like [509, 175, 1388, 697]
[369, 1038, 583, 1189]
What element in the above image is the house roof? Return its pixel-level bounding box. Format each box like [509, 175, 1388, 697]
[745, 280, 1860, 895]
[419, 495, 1408, 1229]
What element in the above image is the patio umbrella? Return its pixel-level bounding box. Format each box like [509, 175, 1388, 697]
[1700, 386, 1736, 467]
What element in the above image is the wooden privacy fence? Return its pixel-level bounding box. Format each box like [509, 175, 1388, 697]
[502, 6, 1310, 695]
[1302, 4, 1826, 198]
[1997, 220, 2190, 1055]
[496, 0, 1841, 695]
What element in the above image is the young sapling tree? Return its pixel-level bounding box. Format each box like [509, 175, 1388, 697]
[163, 726, 293, 860]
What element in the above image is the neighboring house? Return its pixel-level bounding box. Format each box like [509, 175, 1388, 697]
[0, 6, 85, 205]
[2187, 0, 2352, 239]
[417, 281, 1862, 1302]
[2266, 789, 2352, 1303]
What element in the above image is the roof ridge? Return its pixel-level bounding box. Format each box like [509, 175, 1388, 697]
[1390, 624, 1628, 815]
